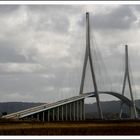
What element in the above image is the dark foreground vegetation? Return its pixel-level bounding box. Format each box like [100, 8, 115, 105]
[0, 119, 140, 135]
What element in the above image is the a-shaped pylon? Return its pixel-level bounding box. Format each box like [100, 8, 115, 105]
[119, 45, 137, 119]
[79, 12, 103, 119]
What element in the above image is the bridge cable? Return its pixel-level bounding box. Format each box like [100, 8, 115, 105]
[91, 31, 113, 92]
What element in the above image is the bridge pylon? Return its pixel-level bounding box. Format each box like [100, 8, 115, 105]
[79, 12, 103, 119]
[119, 45, 138, 119]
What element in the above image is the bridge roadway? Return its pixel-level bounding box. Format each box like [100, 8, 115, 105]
[2, 92, 93, 120]
[2, 91, 140, 120]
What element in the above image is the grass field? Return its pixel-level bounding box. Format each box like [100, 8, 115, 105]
[0, 119, 140, 135]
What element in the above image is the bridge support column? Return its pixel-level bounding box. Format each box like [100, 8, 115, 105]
[37, 113, 40, 121]
[80, 100, 83, 120]
[64, 104, 67, 121]
[30, 115, 33, 120]
[44, 111, 47, 121]
[69, 103, 72, 121]
[62, 106, 64, 121]
[75, 102, 77, 120]
[76, 101, 79, 120]
[52, 108, 55, 121]
[82, 99, 85, 120]
[57, 107, 59, 121]
[73, 102, 76, 121]
[47, 110, 50, 122]
[42, 111, 45, 122]
[65, 104, 68, 121]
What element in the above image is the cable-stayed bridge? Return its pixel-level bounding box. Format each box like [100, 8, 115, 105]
[2, 12, 140, 121]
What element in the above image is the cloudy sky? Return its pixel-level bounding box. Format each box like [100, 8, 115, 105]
[0, 4, 140, 103]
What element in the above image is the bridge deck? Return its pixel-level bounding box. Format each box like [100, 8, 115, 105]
[2, 92, 93, 119]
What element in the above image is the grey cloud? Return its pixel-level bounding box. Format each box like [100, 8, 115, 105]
[36, 15, 70, 33]
[27, 5, 81, 14]
[0, 71, 80, 102]
[131, 5, 140, 11]
[93, 6, 137, 30]
[0, 74, 51, 92]
[0, 40, 27, 63]
[79, 6, 137, 30]
[0, 5, 139, 102]
[25, 5, 81, 34]
[0, 5, 19, 15]
[0, 37, 39, 64]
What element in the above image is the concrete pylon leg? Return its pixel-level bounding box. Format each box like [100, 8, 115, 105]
[130, 106, 136, 119]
